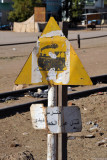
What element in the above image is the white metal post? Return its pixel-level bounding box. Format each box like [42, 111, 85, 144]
[47, 85, 57, 160]
[47, 134, 57, 160]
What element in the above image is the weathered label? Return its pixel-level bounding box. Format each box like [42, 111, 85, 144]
[30, 104, 46, 129]
[30, 104, 82, 133]
[47, 106, 82, 133]
[61, 106, 82, 133]
[47, 107, 62, 133]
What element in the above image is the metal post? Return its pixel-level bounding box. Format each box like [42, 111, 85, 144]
[77, 34, 80, 48]
[47, 85, 58, 160]
[34, 8, 35, 32]
[58, 85, 67, 160]
[47, 134, 57, 160]
[86, 15, 88, 30]
[57, 22, 68, 160]
[62, 22, 68, 38]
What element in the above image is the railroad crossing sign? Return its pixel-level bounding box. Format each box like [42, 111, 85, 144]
[30, 104, 82, 133]
[15, 17, 93, 160]
[15, 17, 92, 86]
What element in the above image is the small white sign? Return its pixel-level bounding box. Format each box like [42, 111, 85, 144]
[30, 104, 82, 133]
[47, 107, 62, 133]
[30, 104, 46, 130]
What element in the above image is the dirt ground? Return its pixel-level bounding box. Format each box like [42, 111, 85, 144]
[0, 30, 107, 160]
[0, 92, 107, 160]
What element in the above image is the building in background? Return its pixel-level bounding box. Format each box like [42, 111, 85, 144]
[62, 0, 105, 22]
[84, 0, 107, 24]
[43, 0, 62, 21]
[85, 0, 104, 13]
[0, 0, 62, 27]
[0, 0, 12, 26]
[0, 0, 106, 28]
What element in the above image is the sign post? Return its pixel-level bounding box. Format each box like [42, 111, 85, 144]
[58, 22, 68, 160]
[47, 85, 58, 160]
[15, 17, 93, 160]
[58, 85, 67, 160]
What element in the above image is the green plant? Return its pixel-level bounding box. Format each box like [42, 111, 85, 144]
[62, 0, 85, 23]
[8, 0, 42, 22]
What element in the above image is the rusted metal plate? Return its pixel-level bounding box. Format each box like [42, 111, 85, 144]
[15, 17, 92, 86]
[34, 7, 46, 22]
[30, 104, 82, 133]
[30, 104, 46, 130]
[61, 106, 82, 133]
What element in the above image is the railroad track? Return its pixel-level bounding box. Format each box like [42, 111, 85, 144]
[0, 74, 107, 118]
[0, 74, 107, 99]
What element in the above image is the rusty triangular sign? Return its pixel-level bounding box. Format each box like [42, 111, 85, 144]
[15, 17, 93, 86]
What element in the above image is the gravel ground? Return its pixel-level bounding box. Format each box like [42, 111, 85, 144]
[0, 92, 107, 160]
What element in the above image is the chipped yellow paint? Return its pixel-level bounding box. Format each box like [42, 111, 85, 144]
[15, 17, 92, 86]
[68, 45, 92, 85]
[36, 36, 67, 85]
[15, 54, 32, 84]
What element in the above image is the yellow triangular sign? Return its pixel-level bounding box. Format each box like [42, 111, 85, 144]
[15, 54, 32, 84]
[15, 17, 92, 86]
[41, 17, 61, 36]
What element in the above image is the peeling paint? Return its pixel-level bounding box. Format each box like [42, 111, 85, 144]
[48, 85, 57, 108]
[15, 17, 92, 86]
[40, 30, 64, 38]
[55, 39, 70, 84]
[49, 52, 57, 59]
[32, 47, 42, 83]
[47, 68, 57, 81]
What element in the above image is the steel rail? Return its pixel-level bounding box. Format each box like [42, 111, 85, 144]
[0, 75, 107, 99]
[68, 86, 107, 100]
[69, 34, 107, 41]
[0, 86, 107, 119]
[0, 85, 48, 99]
[0, 98, 47, 118]
[0, 41, 37, 47]
[0, 35, 107, 46]
[90, 74, 107, 84]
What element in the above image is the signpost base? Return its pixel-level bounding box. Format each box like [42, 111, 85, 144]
[47, 134, 57, 160]
[47, 85, 58, 160]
